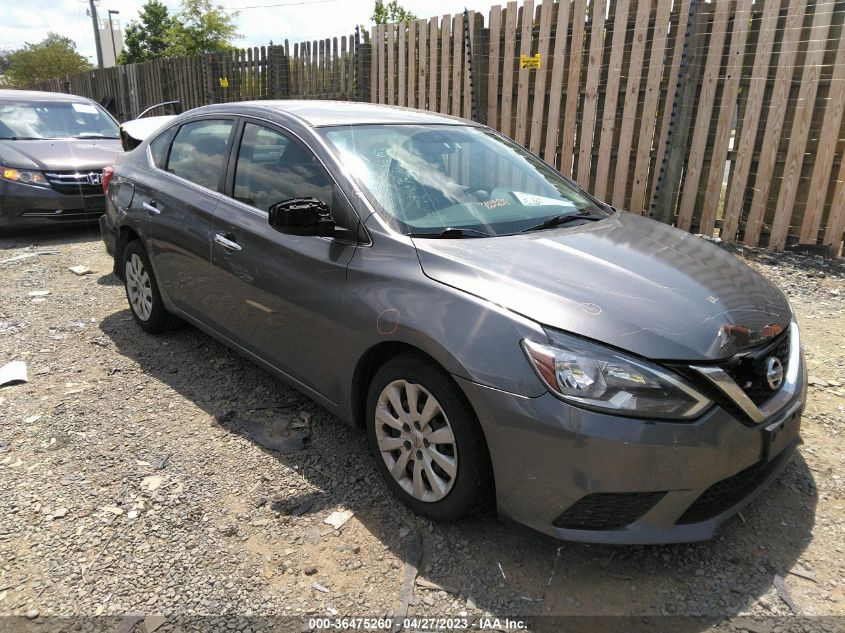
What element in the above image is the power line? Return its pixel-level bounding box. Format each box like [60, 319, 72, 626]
[221, 0, 343, 9]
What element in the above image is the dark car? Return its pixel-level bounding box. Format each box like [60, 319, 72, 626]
[100, 101, 806, 544]
[0, 90, 122, 230]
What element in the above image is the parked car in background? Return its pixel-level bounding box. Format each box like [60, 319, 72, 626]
[100, 101, 806, 544]
[119, 100, 181, 151]
[0, 90, 121, 230]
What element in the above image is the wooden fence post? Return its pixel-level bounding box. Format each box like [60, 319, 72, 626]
[268, 45, 277, 99]
[269, 44, 289, 99]
[652, 1, 708, 225]
[202, 54, 213, 105]
[356, 26, 372, 102]
[471, 11, 488, 124]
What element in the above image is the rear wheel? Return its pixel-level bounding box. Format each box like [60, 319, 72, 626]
[123, 240, 180, 333]
[366, 353, 492, 521]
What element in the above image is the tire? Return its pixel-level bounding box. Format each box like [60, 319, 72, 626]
[122, 240, 181, 333]
[365, 353, 493, 521]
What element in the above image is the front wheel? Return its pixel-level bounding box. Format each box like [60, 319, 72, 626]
[365, 353, 493, 521]
[123, 240, 180, 333]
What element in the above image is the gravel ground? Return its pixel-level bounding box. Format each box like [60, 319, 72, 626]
[1, 227, 844, 633]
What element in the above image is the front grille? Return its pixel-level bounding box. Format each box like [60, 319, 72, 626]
[553, 491, 666, 530]
[44, 171, 103, 196]
[722, 331, 790, 407]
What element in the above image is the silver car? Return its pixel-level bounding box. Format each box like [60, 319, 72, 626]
[100, 101, 806, 544]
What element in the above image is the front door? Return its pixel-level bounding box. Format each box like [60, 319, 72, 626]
[210, 121, 362, 402]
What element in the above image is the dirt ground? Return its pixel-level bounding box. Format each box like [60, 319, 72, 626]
[1, 226, 844, 633]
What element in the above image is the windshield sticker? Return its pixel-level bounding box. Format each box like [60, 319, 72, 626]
[71, 103, 99, 114]
[512, 191, 576, 207]
[482, 198, 510, 209]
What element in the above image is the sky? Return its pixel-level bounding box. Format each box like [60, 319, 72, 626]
[1, 0, 501, 63]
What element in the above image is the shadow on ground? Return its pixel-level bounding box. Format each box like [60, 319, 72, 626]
[0, 224, 100, 248]
[99, 301, 817, 627]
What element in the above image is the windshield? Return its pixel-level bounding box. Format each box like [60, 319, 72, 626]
[319, 124, 609, 236]
[0, 100, 120, 140]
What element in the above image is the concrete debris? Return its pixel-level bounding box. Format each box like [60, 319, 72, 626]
[323, 509, 354, 530]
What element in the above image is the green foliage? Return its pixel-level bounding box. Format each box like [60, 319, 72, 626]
[4, 34, 90, 87]
[118, 0, 239, 63]
[165, 0, 241, 57]
[119, 0, 174, 64]
[372, 0, 417, 24]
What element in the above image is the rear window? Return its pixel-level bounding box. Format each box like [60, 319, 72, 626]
[166, 119, 233, 190]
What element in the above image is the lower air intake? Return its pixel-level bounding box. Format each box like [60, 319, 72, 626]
[553, 491, 666, 530]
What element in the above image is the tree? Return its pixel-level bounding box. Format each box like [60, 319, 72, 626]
[4, 34, 90, 87]
[166, 0, 241, 57]
[372, 0, 417, 24]
[119, 0, 174, 64]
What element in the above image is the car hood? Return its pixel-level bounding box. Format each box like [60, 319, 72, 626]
[412, 212, 791, 361]
[0, 138, 122, 171]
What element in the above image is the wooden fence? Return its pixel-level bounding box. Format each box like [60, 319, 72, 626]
[33, 0, 845, 255]
[35, 34, 359, 120]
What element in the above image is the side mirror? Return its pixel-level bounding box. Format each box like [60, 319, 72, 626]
[268, 197, 336, 237]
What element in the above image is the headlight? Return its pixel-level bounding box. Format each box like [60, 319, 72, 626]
[521, 331, 711, 420]
[2, 168, 48, 186]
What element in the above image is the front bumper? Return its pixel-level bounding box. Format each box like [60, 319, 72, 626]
[0, 179, 106, 229]
[457, 346, 807, 544]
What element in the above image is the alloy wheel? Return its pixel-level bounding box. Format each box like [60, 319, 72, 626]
[374, 379, 458, 502]
[125, 253, 153, 321]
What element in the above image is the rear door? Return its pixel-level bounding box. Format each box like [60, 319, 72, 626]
[209, 120, 364, 402]
[135, 117, 235, 319]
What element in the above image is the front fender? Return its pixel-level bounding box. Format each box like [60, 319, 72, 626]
[336, 234, 548, 424]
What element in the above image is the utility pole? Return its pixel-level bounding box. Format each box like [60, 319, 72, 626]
[88, 0, 104, 69]
[108, 10, 120, 66]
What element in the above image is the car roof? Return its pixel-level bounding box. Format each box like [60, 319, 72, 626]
[0, 89, 98, 104]
[202, 100, 477, 128]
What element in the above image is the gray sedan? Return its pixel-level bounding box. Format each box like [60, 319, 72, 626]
[100, 101, 806, 544]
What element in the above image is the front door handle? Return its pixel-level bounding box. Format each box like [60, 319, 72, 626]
[214, 233, 242, 252]
[142, 201, 161, 215]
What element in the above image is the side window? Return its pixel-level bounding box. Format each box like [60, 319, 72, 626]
[234, 122, 333, 213]
[148, 127, 175, 168]
[166, 119, 233, 190]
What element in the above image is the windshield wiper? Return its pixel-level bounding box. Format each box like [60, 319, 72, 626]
[519, 212, 602, 234]
[0, 136, 45, 140]
[73, 134, 119, 139]
[408, 227, 493, 239]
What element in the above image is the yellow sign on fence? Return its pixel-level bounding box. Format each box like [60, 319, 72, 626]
[219, 77, 229, 88]
[520, 54, 541, 70]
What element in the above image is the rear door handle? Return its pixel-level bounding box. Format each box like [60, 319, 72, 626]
[142, 201, 161, 215]
[214, 233, 242, 252]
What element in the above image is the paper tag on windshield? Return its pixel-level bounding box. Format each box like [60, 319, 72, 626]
[512, 191, 575, 207]
[482, 198, 509, 209]
[72, 103, 99, 114]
